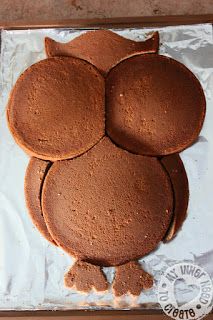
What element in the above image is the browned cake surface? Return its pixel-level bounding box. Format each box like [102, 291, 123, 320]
[45, 30, 159, 75]
[161, 154, 189, 242]
[113, 261, 153, 296]
[7, 57, 105, 161]
[64, 261, 108, 292]
[24, 157, 54, 244]
[42, 137, 173, 266]
[106, 54, 206, 156]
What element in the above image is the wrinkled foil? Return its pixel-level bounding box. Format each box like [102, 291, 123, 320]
[0, 24, 213, 311]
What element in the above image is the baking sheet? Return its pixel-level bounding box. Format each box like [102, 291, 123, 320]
[0, 24, 213, 311]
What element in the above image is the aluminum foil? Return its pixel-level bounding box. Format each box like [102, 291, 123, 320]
[0, 24, 213, 311]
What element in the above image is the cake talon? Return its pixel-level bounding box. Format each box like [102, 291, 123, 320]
[113, 261, 153, 296]
[64, 261, 108, 293]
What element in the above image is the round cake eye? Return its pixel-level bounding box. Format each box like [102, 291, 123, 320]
[7, 57, 105, 161]
[9, 29, 205, 297]
[106, 54, 206, 156]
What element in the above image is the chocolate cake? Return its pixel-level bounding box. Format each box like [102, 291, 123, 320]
[7, 29, 207, 297]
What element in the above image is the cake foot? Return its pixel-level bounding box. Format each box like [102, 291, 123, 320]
[113, 261, 153, 296]
[64, 260, 108, 292]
